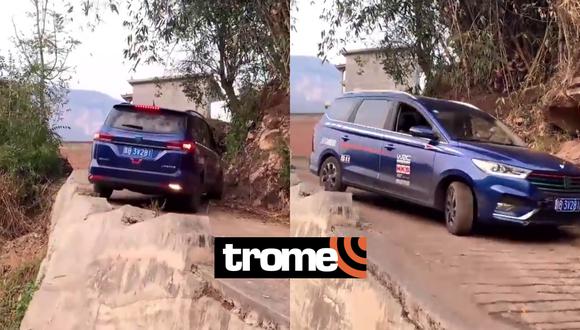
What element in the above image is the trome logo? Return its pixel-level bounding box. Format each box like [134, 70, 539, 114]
[214, 237, 367, 278]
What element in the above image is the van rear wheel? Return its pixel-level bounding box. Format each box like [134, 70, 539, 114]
[94, 184, 113, 199]
[208, 172, 224, 200]
[445, 182, 474, 236]
[185, 191, 202, 213]
[319, 157, 346, 192]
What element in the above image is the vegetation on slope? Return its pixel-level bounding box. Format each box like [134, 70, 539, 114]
[0, 0, 79, 326]
[319, 0, 580, 149]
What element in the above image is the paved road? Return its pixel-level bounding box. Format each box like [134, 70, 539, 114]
[294, 157, 580, 330]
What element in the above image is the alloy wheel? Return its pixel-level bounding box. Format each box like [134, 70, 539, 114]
[446, 186, 457, 226]
[321, 161, 337, 189]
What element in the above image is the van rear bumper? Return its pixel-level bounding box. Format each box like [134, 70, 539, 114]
[89, 163, 200, 195]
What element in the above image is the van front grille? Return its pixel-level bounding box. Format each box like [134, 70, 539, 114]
[527, 171, 580, 193]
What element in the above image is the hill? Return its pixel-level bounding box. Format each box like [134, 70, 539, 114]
[56, 89, 122, 141]
[290, 55, 342, 113]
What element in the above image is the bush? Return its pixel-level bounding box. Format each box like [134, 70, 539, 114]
[0, 121, 62, 182]
[224, 88, 261, 160]
[0, 81, 63, 184]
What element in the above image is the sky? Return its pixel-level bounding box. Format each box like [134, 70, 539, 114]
[291, 0, 373, 63]
[291, 0, 326, 58]
[0, 1, 169, 100]
[0, 0, 372, 99]
[291, 0, 343, 63]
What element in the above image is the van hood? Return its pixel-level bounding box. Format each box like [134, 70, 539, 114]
[456, 141, 580, 175]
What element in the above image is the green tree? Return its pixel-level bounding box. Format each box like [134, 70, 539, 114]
[123, 0, 288, 114]
[0, 56, 62, 182]
[319, 0, 447, 90]
[12, 0, 80, 123]
[319, 0, 580, 96]
[255, 0, 290, 89]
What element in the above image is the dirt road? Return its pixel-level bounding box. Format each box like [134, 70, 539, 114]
[289, 114, 322, 157]
[61, 139, 288, 231]
[294, 157, 580, 330]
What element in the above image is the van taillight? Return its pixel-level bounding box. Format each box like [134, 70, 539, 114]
[167, 141, 196, 152]
[94, 132, 113, 142]
[134, 104, 160, 111]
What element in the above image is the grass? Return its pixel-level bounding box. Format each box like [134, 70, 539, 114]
[146, 198, 166, 217]
[0, 174, 57, 241]
[0, 260, 41, 330]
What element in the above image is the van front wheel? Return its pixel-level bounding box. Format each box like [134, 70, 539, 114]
[445, 182, 474, 236]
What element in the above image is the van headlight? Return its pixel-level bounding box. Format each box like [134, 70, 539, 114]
[472, 159, 531, 179]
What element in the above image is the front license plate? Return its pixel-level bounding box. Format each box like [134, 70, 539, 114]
[555, 198, 580, 212]
[121, 146, 154, 159]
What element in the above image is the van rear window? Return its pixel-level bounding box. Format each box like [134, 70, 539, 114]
[105, 109, 186, 134]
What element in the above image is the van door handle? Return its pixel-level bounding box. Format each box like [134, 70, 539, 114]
[384, 143, 395, 151]
[341, 135, 350, 141]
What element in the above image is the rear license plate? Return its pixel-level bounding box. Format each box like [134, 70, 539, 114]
[121, 146, 154, 159]
[555, 198, 580, 212]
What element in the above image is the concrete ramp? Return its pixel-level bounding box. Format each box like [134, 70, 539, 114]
[21, 173, 288, 330]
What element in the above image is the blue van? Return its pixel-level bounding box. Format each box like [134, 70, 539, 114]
[310, 91, 580, 235]
[89, 103, 224, 212]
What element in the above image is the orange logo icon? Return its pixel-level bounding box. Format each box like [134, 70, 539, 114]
[329, 236, 367, 278]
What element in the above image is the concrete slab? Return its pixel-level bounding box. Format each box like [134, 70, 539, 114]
[21, 171, 289, 330]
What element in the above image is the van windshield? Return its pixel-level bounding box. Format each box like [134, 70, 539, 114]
[105, 109, 186, 134]
[428, 102, 526, 147]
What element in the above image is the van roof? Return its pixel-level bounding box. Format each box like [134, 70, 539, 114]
[340, 91, 481, 113]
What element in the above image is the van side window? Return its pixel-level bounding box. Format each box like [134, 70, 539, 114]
[352, 99, 394, 129]
[209, 131, 218, 151]
[189, 117, 199, 141]
[202, 123, 214, 149]
[191, 117, 208, 145]
[394, 103, 432, 134]
[326, 98, 358, 121]
[201, 123, 211, 146]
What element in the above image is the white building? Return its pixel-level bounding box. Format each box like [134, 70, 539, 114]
[335, 47, 421, 93]
[121, 76, 220, 119]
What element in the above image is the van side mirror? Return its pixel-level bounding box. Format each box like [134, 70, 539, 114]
[409, 125, 438, 140]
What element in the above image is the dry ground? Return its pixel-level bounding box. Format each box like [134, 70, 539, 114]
[60, 142, 92, 170]
[289, 114, 321, 158]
